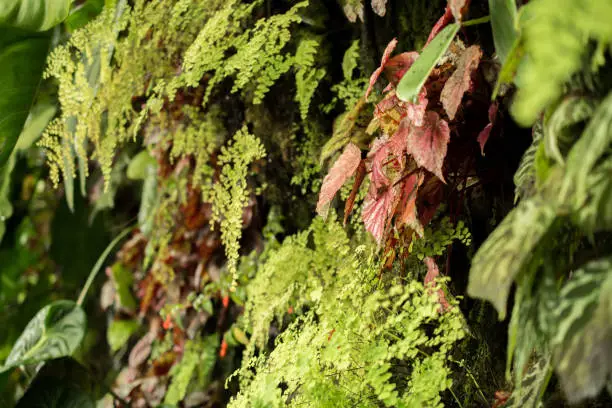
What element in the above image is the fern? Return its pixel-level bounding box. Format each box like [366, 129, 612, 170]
[294, 38, 326, 120]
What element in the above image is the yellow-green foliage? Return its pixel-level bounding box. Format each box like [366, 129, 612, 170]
[294, 38, 326, 120]
[231, 216, 466, 407]
[209, 127, 265, 285]
[512, 0, 612, 125]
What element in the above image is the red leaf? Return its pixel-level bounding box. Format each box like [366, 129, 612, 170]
[369, 136, 391, 189]
[417, 177, 444, 226]
[383, 51, 419, 87]
[366, 38, 398, 100]
[406, 111, 451, 182]
[362, 183, 397, 244]
[449, 0, 471, 22]
[405, 87, 428, 127]
[388, 121, 409, 164]
[398, 172, 425, 235]
[440, 45, 482, 120]
[424, 257, 451, 312]
[344, 160, 366, 225]
[317, 142, 362, 216]
[477, 102, 498, 155]
[426, 6, 453, 46]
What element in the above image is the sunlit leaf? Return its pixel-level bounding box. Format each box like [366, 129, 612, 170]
[107, 319, 139, 352]
[397, 23, 460, 103]
[0, 0, 71, 31]
[440, 45, 482, 120]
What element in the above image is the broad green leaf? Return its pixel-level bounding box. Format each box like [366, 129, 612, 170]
[505, 354, 552, 408]
[396, 23, 459, 103]
[0, 0, 71, 31]
[488, 0, 518, 64]
[110, 262, 137, 311]
[107, 319, 139, 352]
[64, 0, 104, 32]
[561, 92, 612, 208]
[544, 96, 596, 165]
[0, 33, 50, 169]
[553, 257, 612, 402]
[467, 197, 558, 319]
[15, 358, 96, 408]
[127, 150, 157, 180]
[0, 300, 86, 373]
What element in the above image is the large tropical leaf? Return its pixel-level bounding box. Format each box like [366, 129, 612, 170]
[505, 354, 551, 408]
[0, 0, 71, 31]
[0, 300, 86, 373]
[396, 23, 460, 103]
[0, 32, 50, 169]
[15, 358, 96, 408]
[552, 257, 612, 402]
[467, 197, 558, 319]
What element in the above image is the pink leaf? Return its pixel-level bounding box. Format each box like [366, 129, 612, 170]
[449, 0, 470, 22]
[477, 102, 498, 155]
[366, 38, 398, 100]
[383, 52, 419, 87]
[424, 257, 451, 312]
[406, 111, 451, 182]
[405, 87, 428, 127]
[362, 183, 396, 244]
[369, 136, 391, 189]
[426, 6, 453, 46]
[388, 121, 409, 163]
[316, 142, 362, 215]
[440, 45, 483, 120]
[398, 172, 425, 235]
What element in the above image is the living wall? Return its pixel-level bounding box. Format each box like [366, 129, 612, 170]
[1, 0, 612, 406]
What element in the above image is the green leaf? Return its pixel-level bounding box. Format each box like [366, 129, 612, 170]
[0, 0, 71, 31]
[0, 32, 50, 169]
[544, 96, 596, 165]
[467, 198, 558, 319]
[0, 300, 86, 373]
[107, 319, 139, 352]
[64, 0, 104, 32]
[578, 159, 612, 234]
[127, 150, 157, 180]
[15, 358, 96, 408]
[553, 257, 612, 402]
[492, 39, 523, 99]
[488, 0, 518, 64]
[561, 92, 612, 208]
[396, 23, 459, 103]
[513, 121, 543, 202]
[505, 354, 552, 408]
[110, 262, 137, 311]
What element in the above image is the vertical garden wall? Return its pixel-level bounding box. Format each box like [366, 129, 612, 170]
[1, 0, 612, 407]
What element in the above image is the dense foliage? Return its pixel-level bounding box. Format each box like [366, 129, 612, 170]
[1, 0, 612, 407]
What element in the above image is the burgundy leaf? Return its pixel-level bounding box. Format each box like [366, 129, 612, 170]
[426, 6, 453, 46]
[449, 0, 471, 22]
[424, 257, 451, 312]
[371, 0, 387, 16]
[406, 111, 451, 182]
[398, 171, 425, 235]
[344, 159, 366, 225]
[440, 45, 482, 120]
[366, 38, 398, 100]
[383, 52, 419, 87]
[316, 142, 362, 216]
[418, 177, 444, 226]
[477, 101, 498, 155]
[362, 183, 397, 244]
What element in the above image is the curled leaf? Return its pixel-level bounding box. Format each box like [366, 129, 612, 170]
[440, 45, 482, 120]
[449, 0, 471, 22]
[317, 142, 362, 216]
[366, 38, 398, 100]
[477, 102, 498, 155]
[406, 112, 451, 182]
[371, 0, 387, 16]
[398, 171, 425, 235]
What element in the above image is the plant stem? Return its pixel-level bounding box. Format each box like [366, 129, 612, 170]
[77, 226, 133, 307]
[462, 15, 491, 27]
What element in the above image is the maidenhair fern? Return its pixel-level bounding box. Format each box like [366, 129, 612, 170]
[208, 127, 265, 286]
[231, 216, 466, 407]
